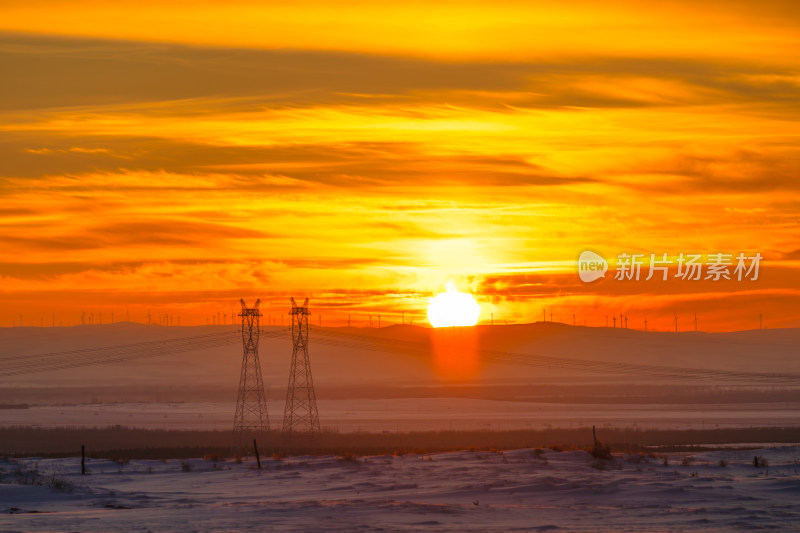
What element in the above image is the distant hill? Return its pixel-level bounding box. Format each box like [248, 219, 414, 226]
[0, 322, 798, 398]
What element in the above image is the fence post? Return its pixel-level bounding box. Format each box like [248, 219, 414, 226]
[253, 439, 262, 469]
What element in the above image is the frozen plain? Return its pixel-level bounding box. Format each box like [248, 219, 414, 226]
[2, 446, 799, 532]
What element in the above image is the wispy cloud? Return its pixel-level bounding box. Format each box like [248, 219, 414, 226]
[0, 16, 798, 328]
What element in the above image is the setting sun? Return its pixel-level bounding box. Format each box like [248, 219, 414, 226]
[427, 282, 481, 328]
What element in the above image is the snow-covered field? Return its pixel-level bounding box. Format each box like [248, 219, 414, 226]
[2, 447, 799, 532]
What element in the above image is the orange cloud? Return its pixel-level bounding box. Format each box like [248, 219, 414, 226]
[0, 9, 799, 330]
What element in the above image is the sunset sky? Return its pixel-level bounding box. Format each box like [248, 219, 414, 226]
[1, 1, 799, 331]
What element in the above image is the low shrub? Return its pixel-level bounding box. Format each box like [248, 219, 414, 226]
[339, 451, 359, 464]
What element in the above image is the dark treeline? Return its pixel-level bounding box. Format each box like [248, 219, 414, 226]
[1, 425, 799, 458]
[3, 385, 799, 405]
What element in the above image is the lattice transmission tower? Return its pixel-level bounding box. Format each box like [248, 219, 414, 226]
[282, 297, 321, 436]
[233, 298, 270, 450]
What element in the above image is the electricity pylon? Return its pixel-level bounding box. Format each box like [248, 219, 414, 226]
[282, 297, 321, 436]
[233, 299, 269, 451]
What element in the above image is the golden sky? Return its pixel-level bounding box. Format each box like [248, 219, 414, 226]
[1, 0, 799, 331]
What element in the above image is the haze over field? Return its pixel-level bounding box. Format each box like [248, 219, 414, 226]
[2, 323, 799, 435]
